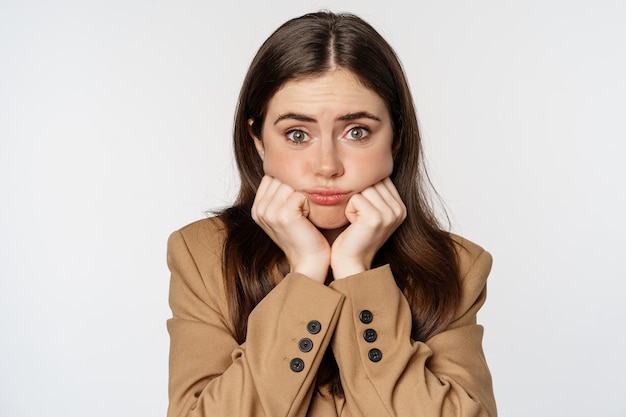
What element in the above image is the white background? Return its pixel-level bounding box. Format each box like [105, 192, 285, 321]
[1, 0, 625, 416]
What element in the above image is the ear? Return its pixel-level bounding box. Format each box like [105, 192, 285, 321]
[248, 119, 264, 160]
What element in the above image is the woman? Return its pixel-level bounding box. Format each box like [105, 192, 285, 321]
[167, 11, 496, 417]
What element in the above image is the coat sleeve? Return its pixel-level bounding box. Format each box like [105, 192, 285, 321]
[166, 226, 345, 417]
[328, 248, 496, 417]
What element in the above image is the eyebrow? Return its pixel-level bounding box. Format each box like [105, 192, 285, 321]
[273, 111, 381, 125]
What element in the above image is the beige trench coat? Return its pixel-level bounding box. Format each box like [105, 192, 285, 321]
[167, 217, 497, 417]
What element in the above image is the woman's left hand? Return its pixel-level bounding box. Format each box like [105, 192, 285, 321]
[330, 177, 407, 279]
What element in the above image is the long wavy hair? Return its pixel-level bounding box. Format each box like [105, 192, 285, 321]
[219, 11, 460, 395]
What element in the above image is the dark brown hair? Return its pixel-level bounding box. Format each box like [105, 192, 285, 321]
[219, 11, 460, 395]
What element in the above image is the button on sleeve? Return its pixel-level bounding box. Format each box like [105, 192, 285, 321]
[359, 310, 373, 324]
[368, 348, 382, 362]
[306, 320, 322, 334]
[298, 338, 313, 352]
[363, 328, 377, 343]
[289, 358, 305, 372]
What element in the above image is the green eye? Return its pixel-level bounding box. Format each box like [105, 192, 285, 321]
[287, 129, 307, 143]
[347, 127, 369, 140]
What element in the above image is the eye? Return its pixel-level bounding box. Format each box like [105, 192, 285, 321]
[346, 126, 370, 141]
[286, 129, 308, 144]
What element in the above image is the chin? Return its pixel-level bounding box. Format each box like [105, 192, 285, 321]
[307, 207, 349, 231]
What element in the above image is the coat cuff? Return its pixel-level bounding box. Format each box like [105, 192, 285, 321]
[243, 272, 345, 414]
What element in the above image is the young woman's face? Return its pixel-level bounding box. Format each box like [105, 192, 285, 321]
[252, 68, 394, 231]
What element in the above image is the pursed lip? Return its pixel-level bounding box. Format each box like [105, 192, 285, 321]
[304, 188, 351, 205]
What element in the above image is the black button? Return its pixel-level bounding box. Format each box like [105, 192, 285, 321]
[359, 310, 373, 324]
[290, 358, 305, 372]
[368, 348, 382, 362]
[363, 328, 377, 343]
[298, 338, 313, 352]
[307, 320, 321, 334]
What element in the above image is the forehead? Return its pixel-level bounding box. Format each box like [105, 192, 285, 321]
[266, 69, 388, 116]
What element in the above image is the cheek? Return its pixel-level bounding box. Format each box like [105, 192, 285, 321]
[382, 153, 394, 177]
[262, 155, 281, 177]
[262, 152, 302, 186]
[359, 151, 394, 182]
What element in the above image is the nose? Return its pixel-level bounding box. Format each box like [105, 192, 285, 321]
[313, 138, 344, 178]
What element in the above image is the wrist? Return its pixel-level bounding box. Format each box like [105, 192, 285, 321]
[292, 257, 330, 284]
[331, 257, 368, 280]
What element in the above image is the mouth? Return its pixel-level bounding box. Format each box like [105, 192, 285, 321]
[305, 189, 350, 206]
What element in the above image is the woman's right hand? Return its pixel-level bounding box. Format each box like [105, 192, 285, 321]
[251, 175, 330, 284]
